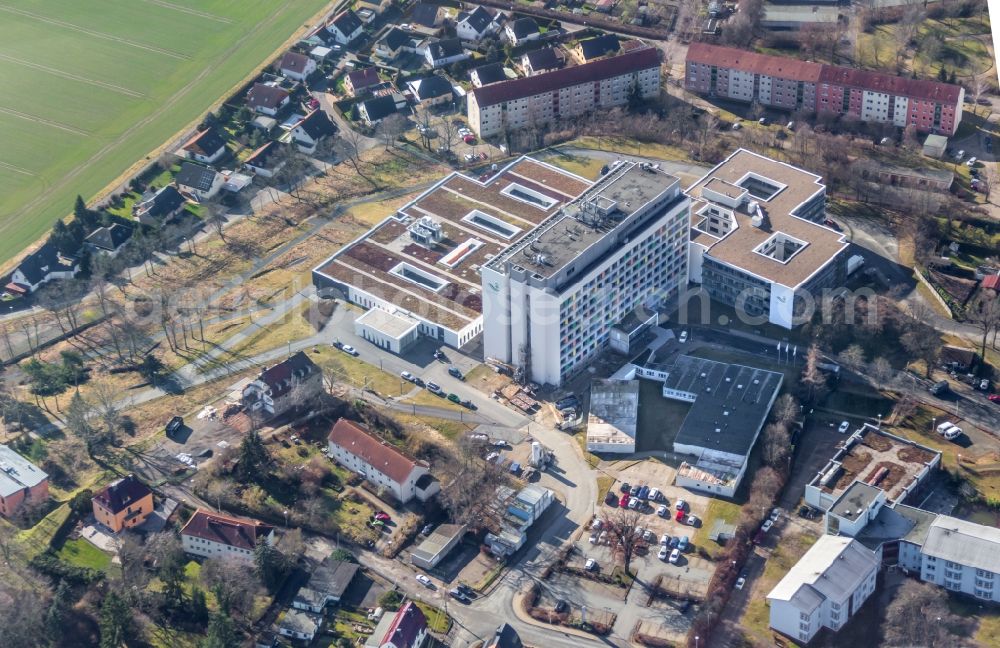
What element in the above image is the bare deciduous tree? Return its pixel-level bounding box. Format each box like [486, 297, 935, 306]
[600, 506, 643, 573]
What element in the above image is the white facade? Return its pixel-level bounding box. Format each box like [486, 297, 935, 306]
[281, 57, 317, 82]
[768, 536, 878, 643]
[354, 308, 421, 354]
[482, 163, 689, 386]
[177, 172, 224, 202]
[182, 528, 274, 562]
[327, 439, 437, 503]
[914, 516, 1000, 602]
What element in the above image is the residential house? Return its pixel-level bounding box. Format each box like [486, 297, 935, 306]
[0, 445, 48, 519]
[504, 18, 540, 46]
[289, 110, 337, 154]
[92, 474, 154, 533]
[359, 94, 401, 125]
[327, 10, 364, 45]
[470, 63, 506, 88]
[410, 3, 444, 30]
[941, 345, 979, 373]
[84, 223, 133, 257]
[685, 43, 965, 135]
[375, 28, 414, 59]
[9, 243, 79, 294]
[277, 609, 321, 641]
[175, 162, 224, 201]
[425, 38, 467, 69]
[133, 185, 186, 226]
[247, 83, 290, 116]
[279, 51, 317, 82]
[456, 6, 497, 41]
[327, 419, 440, 503]
[767, 536, 878, 643]
[346, 67, 382, 96]
[520, 47, 562, 76]
[364, 601, 428, 648]
[243, 141, 286, 178]
[180, 509, 275, 561]
[292, 557, 359, 612]
[241, 351, 323, 418]
[468, 47, 661, 138]
[180, 127, 226, 164]
[408, 75, 454, 108]
[574, 34, 620, 63]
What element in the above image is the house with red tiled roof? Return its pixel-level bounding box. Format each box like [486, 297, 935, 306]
[364, 601, 428, 648]
[685, 43, 965, 135]
[181, 510, 275, 561]
[327, 419, 439, 503]
[345, 67, 382, 96]
[279, 51, 317, 82]
[180, 127, 227, 164]
[242, 351, 323, 418]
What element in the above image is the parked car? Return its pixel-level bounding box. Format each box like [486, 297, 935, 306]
[930, 380, 949, 396]
[449, 589, 470, 603]
[463, 134, 476, 144]
[165, 416, 184, 436]
[620, 482, 632, 493]
[448, 366, 464, 380]
[433, 349, 446, 361]
[416, 574, 433, 588]
[426, 382, 443, 395]
[630, 484, 641, 496]
[340, 344, 358, 356]
[669, 548, 681, 564]
[413, 377, 425, 387]
[658, 546, 669, 560]
[461, 399, 477, 410]
[967, 157, 978, 166]
[677, 536, 689, 551]
[675, 509, 686, 522]
[675, 499, 687, 511]
[374, 512, 391, 522]
[585, 558, 597, 571]
[447, 393, 461, 404]
[838, 420, 850, 434]
[954, 149, 965, 159]
[786, 121, 795, 130]
[620, 494, 630, 508]
[989, 394, 1000, 403]
[400, 371, 415, 381]
[735, 576, 747, 590]
[678, 331, 688, 343]
[554, 600, 568, 613]
[589, 533, 598, 544]
[657, 504, 668, 517]
[648, 488, 661, 501]
[637, 485, 650, 500]
[761, 520, 774, 533]
[555, 395, 579, 410]
[757, 117, 767, 125]
[643, 530, 655, 542]
[605, 491, 617, 505]
[668, 536, 680, 548]
[660, 533, 671, 545]
[769, 508, 781, 522]
[628, 497, 640, 510]
[686, 515, 700, 527]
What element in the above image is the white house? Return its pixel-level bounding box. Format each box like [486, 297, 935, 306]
[327, 10, 364, 45]
[455, 6, 497, 41]
[180, 127, 226, 164]
[768, 536, 878, 644]
[504, 18, 540, 46]
[288, 110, 337, 154]
[10, 243, 79, 293]
[241, 351, 323, 418]
[180, 510, 275, 562]
[277, 609, 321, 642]
[243, 140, 286, 178]
[424, 38, 468, 69]
[247, 83, 290, 116]
[327, 419, 439, 503]
[175, 162, 224, 201]
[279, 51, 318, 82]
[364, 602, 428, 648]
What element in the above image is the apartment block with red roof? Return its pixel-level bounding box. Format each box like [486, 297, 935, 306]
[327, 419, 439, 504]
[685, 43, 964, 135]
[468, 46, 661, 138]
[180, 510, 275, 562]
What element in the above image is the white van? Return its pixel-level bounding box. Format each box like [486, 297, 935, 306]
[936, 421, 956, 435]
[943, 425, 963, 441]
[648, 487, 661, 502]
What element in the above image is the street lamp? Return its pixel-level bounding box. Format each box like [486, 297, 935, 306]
[695, 635, 699, 648]
[283, 509, 289, 527]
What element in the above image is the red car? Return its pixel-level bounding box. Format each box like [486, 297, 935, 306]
[463, 134, 476, 144]
[989, 394, 1000, 403]
[374, 512, 391, 522]
[675, 509, 686, 522]
[619, 494, 630, 508]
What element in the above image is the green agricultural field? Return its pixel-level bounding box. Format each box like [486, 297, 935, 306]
[0, 0, 331, 265]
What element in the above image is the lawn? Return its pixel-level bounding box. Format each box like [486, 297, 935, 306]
[0, 0, 332, 266]
[691, 498, 741, 560]
[16, 502, 70, 559]
[54, 537, 113, 572]
[414, 601, 453, 633]
[312, 345, 401, 396]
[540, 149, 607, 180]
[741, 531, 819, 646]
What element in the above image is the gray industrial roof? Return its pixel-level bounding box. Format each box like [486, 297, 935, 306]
[0, 445, 47, 498]
[665, 355, 783, 459]
[309, 558, 359, 597]
[856, 503, 936, 552]
[411, 524, 466, 564]
[922, 516, 1000, 574]
[829, 481, 882, 522]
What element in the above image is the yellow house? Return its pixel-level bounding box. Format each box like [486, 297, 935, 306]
[92, 474, 154, 533]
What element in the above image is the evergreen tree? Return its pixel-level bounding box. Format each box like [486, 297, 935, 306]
[98, 591, 134, 648]
[190, 586, 209, 626]
[236, 430, 269, 482]
[45, 580, 71, 644]
[253, 538, 285, 591]
[201, 611, 239, 648]
[73, 195, 99, 230]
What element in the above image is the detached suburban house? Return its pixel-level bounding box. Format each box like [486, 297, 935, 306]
[504, 18, 540, 46]
[279, 51, 317, 82]
[292, 557, 359, 612]
[288, 109, 337, 154]
[327, 419, 440, 503]
[10, 242, 79, 294]
[407, 75, 454, 108]
[345, 67, 382, 96]
[364, 602, 428, 648]
[247, 83, 290, 116]
[242, 351, 323, 418]
[92, 474, 154, 533]
[0, 445, 48, 519]
[180, 127, 227, 164]
[84, 223, 132, 257]
[175, 162, 224, 201]
[521, 47, 563, 76]
[470, 63, 506, 88]
[243, 140, 286, 178]
[327, 9, 364, 45]
[277, 609, 322, 642]
[181, 509, 275, 561]
[359, 94, 401, 125]
[133, 185, 186, 226]
[575, 34, 621, 63]
[375, 28, 413, 60]
[455, 6, 498, 41]
[425, 38, 467, 69]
